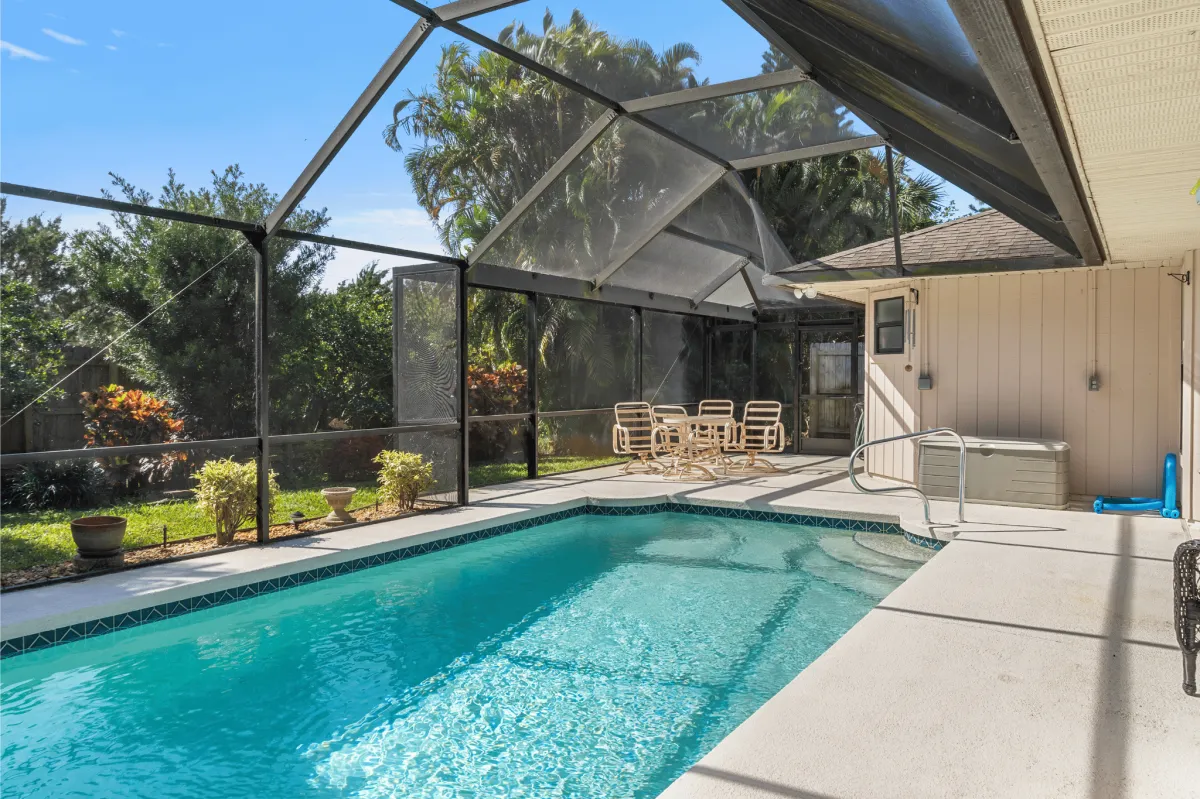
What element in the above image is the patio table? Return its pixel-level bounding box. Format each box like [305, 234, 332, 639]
[659, 415, 735, 479]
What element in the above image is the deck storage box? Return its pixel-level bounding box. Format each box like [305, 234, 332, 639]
[918, 436, 1070, 510]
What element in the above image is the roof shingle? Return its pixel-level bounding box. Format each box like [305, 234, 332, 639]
[779, 210, 1079, 274]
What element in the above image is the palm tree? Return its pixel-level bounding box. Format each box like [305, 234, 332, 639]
[386, 11, 702, 259]
[745, 150, 943, 263]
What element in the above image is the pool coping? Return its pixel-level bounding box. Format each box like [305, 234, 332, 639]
[0, 498, 923, 659]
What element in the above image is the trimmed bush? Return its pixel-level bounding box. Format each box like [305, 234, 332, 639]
[373, 450, 434, 512]
[193, 458, 277, 545]
[4, 460, 108, 511]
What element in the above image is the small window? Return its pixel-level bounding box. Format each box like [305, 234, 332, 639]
[874, 297, 905, 354]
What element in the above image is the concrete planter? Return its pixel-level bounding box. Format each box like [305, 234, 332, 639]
[321, 487, 357, 526]
[70, 515, 127, 558]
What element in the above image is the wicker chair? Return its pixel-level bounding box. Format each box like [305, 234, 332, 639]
[611, 402, 660, 473]
[1175, 539, 1200, 695]
[725, 401, 785, 472]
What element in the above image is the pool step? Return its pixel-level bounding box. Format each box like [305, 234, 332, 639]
[852, 532, 934, 564]
[816, 536, 920, 581]
[800, 548, 906, 600]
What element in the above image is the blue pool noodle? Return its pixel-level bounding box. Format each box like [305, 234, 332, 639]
[1093, 453, 1180, 518]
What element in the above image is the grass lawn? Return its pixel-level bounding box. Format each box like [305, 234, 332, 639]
[0, 455, 622, 572]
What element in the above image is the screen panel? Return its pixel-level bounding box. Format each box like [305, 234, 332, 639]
[536, 297, 636, 411]
[641, 312, 705, 405]
[0, 196, 254, 454]
[481, 118, 723, 280]
[287, 27, 607, 258]
[640, 82, 873, 163]
[395, 267, 460, 424]
[460, 1, 788, 103]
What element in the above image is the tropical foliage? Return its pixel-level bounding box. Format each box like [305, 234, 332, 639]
[744, 149, 943, 262]
[193, 458, 276, 545]
[374, 450, 434, 511]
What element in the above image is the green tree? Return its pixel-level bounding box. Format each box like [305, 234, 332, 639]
[744, 149, 943, 263]
[68, 167, 332, 438]
[0, 280, 69, 421]
[278, 265, 395, 432]
[0, 201, 74, 421]
[0, 198, 78, 318]
[386, 10, 703, 257]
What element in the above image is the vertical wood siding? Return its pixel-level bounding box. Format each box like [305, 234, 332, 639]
[864, 264, 1182, 499]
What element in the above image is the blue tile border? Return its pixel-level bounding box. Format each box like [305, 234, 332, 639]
[0, 502, 906, 660]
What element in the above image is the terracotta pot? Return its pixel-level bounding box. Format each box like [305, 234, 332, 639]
[70, 516, 128, 558]
[321, 487, 357, 526]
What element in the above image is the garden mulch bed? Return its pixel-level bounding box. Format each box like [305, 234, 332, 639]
[0, 501, 443, 590]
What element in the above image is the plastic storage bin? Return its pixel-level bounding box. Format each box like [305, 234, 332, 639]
[918, 436, 1070, 510]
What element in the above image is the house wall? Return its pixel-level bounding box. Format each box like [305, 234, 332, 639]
[863, 262, 1183, 500]
[1177, 250, 1199, 528]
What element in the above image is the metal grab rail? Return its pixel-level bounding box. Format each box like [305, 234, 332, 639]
[848, 428, 966, 524]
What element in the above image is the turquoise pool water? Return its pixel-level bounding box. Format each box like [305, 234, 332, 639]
[1, 513, 917, 798]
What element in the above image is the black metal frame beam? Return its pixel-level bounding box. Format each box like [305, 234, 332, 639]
[524, 292, 539, 478]
[0, 438, 259, 466]
[468, 262, 757, 320]
[884, 145, 906, 278]
[1, 182, 262, 233]
[248, 231, 271, 544]
[880, 127, 1078, 255]
[945, 0, 1104, 263]
[748, 0, 1014, 141]
[815, 73, 1060, 223]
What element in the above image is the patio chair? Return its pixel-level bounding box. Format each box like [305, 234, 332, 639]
[725, 401, 785, 472]
[650, 405, 720, 482]
[650, 405, 689, 462]
[697, 399, 736, 452]
[611, 402, 660, 474]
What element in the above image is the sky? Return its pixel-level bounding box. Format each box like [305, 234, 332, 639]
[1, 0, 979, 289]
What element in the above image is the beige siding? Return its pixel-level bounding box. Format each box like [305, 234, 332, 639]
[864, 263, 1182, 499]
[1179, 250, 1199, 525]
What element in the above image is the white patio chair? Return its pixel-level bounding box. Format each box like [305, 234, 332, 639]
[612, 402, 660, 474]
[726, 401, 785, 472]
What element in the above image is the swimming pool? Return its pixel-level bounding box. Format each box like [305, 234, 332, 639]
[1, 511, 921, 798]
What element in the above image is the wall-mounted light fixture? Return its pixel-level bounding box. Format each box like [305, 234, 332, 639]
[793, 285, 818, 300]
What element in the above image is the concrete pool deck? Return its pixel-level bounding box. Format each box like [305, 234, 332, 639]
[3, 455, 1197, 796]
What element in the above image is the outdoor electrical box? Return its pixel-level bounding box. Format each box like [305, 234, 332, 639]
[917, 374, 933, 391]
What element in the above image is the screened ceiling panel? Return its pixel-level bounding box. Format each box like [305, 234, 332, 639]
[479, 117, 723, 280]
[605, 231, 744, 294]
[0, 0, 417, 223]
[668, 174, 798, 273]
[704, 269, 755, 308]
[460, 0, 788, 103]
[284, 28, 607, 254]
[640, 82, 874, 163]
[803, 0, 992, 95]
[820, 49, 1046, 193]
[670, 177, 761, 258]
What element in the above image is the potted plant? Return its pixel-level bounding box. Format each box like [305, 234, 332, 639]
[70, 515, 128, 559]
[321, 487, 357, 526]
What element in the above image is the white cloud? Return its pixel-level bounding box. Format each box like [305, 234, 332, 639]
[0, 40, 51, 61]
[105, 44, 118, 51]
[111, 29, 126, 37]
[42, 28, 86, 45]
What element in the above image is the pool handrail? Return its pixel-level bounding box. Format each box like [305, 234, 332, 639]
[848, 428, 966, 524]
